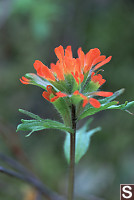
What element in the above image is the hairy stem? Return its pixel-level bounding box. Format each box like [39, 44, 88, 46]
[68, 104, 76, 200]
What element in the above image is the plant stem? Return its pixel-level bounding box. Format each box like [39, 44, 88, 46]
[68, 104, 76, 200]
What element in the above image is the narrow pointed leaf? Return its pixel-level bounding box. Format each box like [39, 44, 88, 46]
[99, 88, 125, 104]
[17, 119, 73, 137]
[19, 109, 42, 120]
[79, 101, 118, 120]
[108, 101, 134, 114]
[17, 109, 73, 136]
[25, 73, 50, 90]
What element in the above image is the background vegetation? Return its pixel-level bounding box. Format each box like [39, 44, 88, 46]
[0, 0, 134, 199]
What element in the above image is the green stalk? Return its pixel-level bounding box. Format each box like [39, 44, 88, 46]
[68, 104, 76, 200]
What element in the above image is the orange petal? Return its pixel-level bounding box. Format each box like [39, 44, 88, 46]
[20, 77, 30, 84]
[94, 56, 112, 71]
[46, 85, 53, 93]
[98, 78, 106, 86]
[34, 60, 44, 76]
[34, 60, 55, 81]
[80, 74, 84, 83]
[73, 90, 80, 95]
[33, 60, 40, 71]
[65, 46, 73, 58]
[94, 91, 113, 97]
[89, 98, 101, 108]
[36, 66, 44, 77]
[79, 93, 87, 99]
[77, 47, 85, 68]
[84, 48, 101, 73]
[92, 55, 106, 66]
[75, 77, 79, 85]
[42, 91, 50, 101]
[51, 62, 64, 80]
[83, 99, 88, 107]
[86, 48, 101, 61]
[91, 73, 106, 86]
[56, 92, 67, 97]
[91, 72, 95, 78]
[75, 58, 81, 74]
[64, 57, 76, 74]
[71, 72, 79, 84]
[54, 45, 64, 62]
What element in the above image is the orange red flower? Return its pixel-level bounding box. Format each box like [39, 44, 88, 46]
[33, 46, 111, 85]
[20, 45, 113, 108]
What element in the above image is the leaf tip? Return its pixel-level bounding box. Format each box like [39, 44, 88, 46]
[25, 131, 33, 137]
[125, 110, 134, 115]
[120, 88, 125, 93]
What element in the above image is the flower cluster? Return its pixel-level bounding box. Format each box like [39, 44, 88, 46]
[20, 45, 113, 108]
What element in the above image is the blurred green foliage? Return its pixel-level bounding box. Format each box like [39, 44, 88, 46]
[12, 0, 62, 39]
[0, 0, 134, 200]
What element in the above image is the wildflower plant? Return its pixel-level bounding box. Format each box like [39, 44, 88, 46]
[17, 45, 134, 200]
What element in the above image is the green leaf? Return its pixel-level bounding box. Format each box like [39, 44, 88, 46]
[122, 101, 134, 110]
[107, 100, 134, 114]
[64, 119, 101, 164]
[19, 109, 42, 120]
[17, 109, 73, 136]
[25, 73, 49, 90]
[71, 94, 83, 105]
[53, 98, 72, 127]
[79, 101, 118, 120]
[83, 80, 100, 93]
[17, 119, 73, 137]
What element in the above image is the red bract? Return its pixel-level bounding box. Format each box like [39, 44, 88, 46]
[20, 45, 113, 108]
[20, 76, 30, 84]
[91, 72, 106, 86]
[42, 85, 67, 102]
